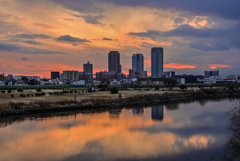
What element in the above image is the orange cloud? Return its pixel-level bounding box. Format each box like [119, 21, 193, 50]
[33, 23, 57, 30]
[209, 64, 231, 69]
[164, 63, 197, 69]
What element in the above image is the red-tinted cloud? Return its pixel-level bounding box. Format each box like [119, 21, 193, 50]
[164, 63, 197, 69]
[209, 64, 231, 69]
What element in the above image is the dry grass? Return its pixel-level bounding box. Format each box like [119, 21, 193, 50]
[0, 89, 239, 112]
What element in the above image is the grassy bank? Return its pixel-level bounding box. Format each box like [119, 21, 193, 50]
[1, 88, 240, 116]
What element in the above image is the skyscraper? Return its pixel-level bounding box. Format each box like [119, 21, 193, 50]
[108, 51, 121, 73]
[151, 47, 163, 78]
[132, 53, 144, 74]
[83, 61, 93, 75]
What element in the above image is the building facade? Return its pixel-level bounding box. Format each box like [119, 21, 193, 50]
[204, 70, 219, 78]
[132, 53, 144, 74]
[108, 51, 121, 73]
[151, 47, 163, 78]
[63, 71, 79, 80]
[83, 61, 93, 75]
[164, 71, 175, 78]
[51, 71, 60, 79]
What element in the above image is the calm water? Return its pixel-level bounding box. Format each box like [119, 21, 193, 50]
[0, 99, 239, 161]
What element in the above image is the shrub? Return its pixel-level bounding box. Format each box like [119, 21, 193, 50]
[41, 92, 45, 96]
[1, 90, 5, 93]
[20, 94, 25, 97]
[27, 94, 29, 97]
[8, 90, 12, 93]
[36, 88, 41, 92]
[110, 86, 119, 94]
[17, 89, 23, 92]
[179, 84, 187, 90]
[11, 94, 14, 98]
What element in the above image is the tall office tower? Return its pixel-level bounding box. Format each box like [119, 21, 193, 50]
[151, 47, 163, 78]
[83, 61, 93, 75]
[132, 53, 144, 74]
[108, 51, 121, 73]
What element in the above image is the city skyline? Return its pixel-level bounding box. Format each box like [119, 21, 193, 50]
[0, 0, 240, 78]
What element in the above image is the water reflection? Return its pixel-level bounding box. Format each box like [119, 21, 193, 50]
[223, 105, 240, 160]
[109, 109, 122, 119]
[132, 108, 144, 115]
[165, 103, 179, 111]
[0, 99, 238, 161]
[151, 106, 164, 121]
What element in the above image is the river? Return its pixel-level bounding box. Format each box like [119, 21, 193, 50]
[0, 98, 239, 161]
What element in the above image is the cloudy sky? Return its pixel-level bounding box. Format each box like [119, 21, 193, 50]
[0, 0, 239, 78]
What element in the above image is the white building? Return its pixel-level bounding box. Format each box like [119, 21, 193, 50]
[203, 76, 224, 83]
[72, 80, 85, 85]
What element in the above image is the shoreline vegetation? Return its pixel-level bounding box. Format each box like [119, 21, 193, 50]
[1, 87, 240, 116]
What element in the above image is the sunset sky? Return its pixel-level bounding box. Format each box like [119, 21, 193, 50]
[0, 0, 239, 78]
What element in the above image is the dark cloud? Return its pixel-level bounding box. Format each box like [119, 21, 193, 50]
[49, 0, 97, 13]
[102, 37, 113, 41]
[13, 34, 51, 39]
[23, 40, 43, 45]
[99, 0, 240, 20]
[129, 25, 228, 38]
[0, 43, 20, 51]
[56, 35, 91, 43]
[21, 57, 28, 61]
[129, 24, 240, 51]
[82, 15, 103, 25]
[73, 14, 103, 25]
[173, 17, 185, 26]
[140, 42, 156, 48]
[189, 40, 230, 51]
[19, 47, 66, 55]
[0, 42, 65, 54]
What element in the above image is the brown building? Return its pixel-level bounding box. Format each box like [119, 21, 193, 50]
[108, 51, 121, 73]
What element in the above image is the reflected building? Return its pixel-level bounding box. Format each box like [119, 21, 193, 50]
[151, 106, 164, 121]
[151, 47, 163, 78]
[132, 108, 144, 115]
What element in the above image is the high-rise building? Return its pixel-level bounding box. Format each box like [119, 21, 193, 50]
[83, 61, 93, 75]
[151, 47, 163, 78]
[108, 51, 121, 73]
[132, 53, 144, 74]
[204, 70, 219, 78]
[51, 71, 60, 79]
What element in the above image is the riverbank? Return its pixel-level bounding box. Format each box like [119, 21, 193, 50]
[1, 88, 240, 116]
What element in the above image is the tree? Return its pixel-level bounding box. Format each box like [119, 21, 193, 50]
[21, 76, 28, 83]
[110, 86, 119, 94]
[179, 84, 187, 90]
